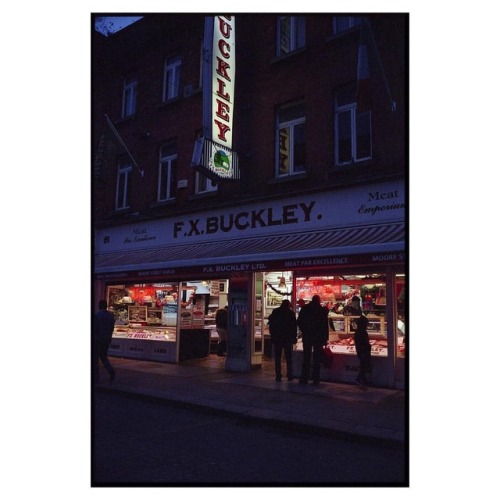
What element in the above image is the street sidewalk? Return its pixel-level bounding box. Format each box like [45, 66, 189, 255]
[95, 356, 407, 447]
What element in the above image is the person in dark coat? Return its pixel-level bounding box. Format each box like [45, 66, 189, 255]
[268, 299, 298, 381]
[92, 299, 116, 383]
[297, 295, 329, 385]
[215, 305, 228, 356]
[351, 296, 371, 385]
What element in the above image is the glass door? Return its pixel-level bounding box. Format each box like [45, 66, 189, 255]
[252, 272, 264, 359]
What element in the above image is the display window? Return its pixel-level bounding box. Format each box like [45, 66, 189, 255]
[258, 271, 405, 362]
[396, 273, 406, 359]
[104, 280, 229, 361]
[292, 274, 390, 357]
[107, 283, 180, 342]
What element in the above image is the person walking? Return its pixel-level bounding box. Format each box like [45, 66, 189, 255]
[268, 299, 298, 381]
[215, 305, 228, 356]
[297, 295, 329, 385]
[93, 299, 116, 383]
[351, 296, 372, 386]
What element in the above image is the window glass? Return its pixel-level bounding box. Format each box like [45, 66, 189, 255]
[293, 122, 306, 172]
[163, 55, 181, 101]
[277, 102, 306, 176]
[116, 159, 131, 209]
[277, 16, 305, 55]
[278, 126, 291, 175]
[294, 275, 388, 358]
[356, 111, 372, 160]
[337, 110, 352, 164]
[122, 77, 137, 118]
[396, 275, 406, 359]
[279, 16, 291, 54]
[196, 172, 217, 194]
[158, 154, 177, 202]
[334, 85, 372, 165]
[106, 283, 179, 345]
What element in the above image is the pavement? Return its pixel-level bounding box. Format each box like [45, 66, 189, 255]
[95, 355, 407, 447]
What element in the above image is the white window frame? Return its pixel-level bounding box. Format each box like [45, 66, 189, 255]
[276, 104, 306, 177]
[163, 55, 181, 101]
[122, 77, 137, 118]
[195, 172, 218, 195]
[115, 160, 132, 210]
[157, 150, 177, 202]
[277, 16, 305, 56]
[334, 96, 372, 165]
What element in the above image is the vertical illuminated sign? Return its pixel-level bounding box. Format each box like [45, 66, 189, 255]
[212, 16, 235, 148]
[194, 15, 239, 180]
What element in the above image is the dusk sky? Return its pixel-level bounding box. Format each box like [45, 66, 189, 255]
[95, 16, 142, 35]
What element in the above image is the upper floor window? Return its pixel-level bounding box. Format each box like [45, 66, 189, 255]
[276, 102, 306, 177]
[332, 16, 362, 35]
[277, 16, 305, 56]
[158, 142, 177, 202]
[163, 55, 181, 101]
[334, 85, 372, 165]
[116, 158, 132, 210]
[122, 76, 137, 118]
[195, 172, 218, 195]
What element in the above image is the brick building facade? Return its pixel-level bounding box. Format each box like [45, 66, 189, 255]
[92, 14, 408, 388]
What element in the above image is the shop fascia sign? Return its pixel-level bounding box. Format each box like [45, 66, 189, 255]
[192, 15, 240, 181]
[95, 251, 406, 281]
[95, 180, 405, 252]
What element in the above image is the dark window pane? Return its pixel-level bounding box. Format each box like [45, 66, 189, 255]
[356, 111, 371, 159]
[338, 111, 352, 163]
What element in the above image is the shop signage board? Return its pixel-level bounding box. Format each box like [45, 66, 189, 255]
[192, 15, 239, 180]
[95, 180, 405, 254]
[96, 251, 405, 281]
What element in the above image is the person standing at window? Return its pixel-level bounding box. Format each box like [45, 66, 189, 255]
[297, 295, 329, 385]
[268, 299, 298, 381]
[92, 300, 116, 383]
[351, 296, 372, 386]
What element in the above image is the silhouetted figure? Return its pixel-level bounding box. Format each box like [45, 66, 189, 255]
[215, 305, 228, 356]
[297, 295, 329, 385]
[351, 296, 371, 386]
[268, 299, 298, 381]
[93, 300, 116, 383]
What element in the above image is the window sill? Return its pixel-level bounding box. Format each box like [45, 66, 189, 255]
[325, 25, 362, 44]
[188, 190, 218, 201]
[150, 199, 177, 209]
[267, 172, 308, 185]
[157, 87, 202, 109]
[270, 47, 307, 64]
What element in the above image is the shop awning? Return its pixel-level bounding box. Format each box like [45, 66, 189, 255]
[94, 222, 405, 274]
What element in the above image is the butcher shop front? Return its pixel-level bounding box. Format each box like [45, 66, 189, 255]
[94, 180, 406, 388]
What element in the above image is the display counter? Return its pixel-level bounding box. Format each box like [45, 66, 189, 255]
[109, 325, 177, 362]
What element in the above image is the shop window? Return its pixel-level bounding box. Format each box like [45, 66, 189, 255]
[115, 158, 132, 210]
[163, 55, 181, 101]
[332, 16, 362, 35]
[277, 16, 305, 56]
[103, 280, 229, 362]
[334, 84, 372, 165]
[121, 76, 137, 118]
[157, 142, 177, 202]
[295, 275, 388, 358]
[276, 102, 306, 177]
[396, 274, 406, 359]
